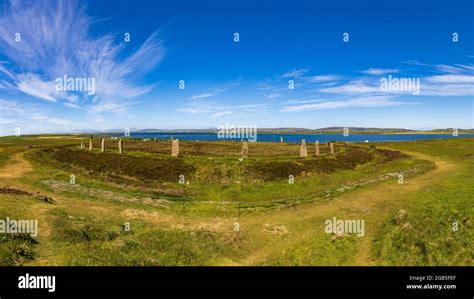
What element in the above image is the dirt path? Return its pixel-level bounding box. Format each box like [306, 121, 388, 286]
[0, 147, 458, 266]
[237, 150, 458, 266]
[352, 150, 456, 265]
[0, 152, 61, 265]
[0, 152, 32, 179]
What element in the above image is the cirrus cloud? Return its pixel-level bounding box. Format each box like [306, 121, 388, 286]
[0, 0, 165, 113]
[282, 96, 418, 112]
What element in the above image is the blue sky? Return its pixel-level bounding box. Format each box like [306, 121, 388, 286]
[0, 0, 473, 135]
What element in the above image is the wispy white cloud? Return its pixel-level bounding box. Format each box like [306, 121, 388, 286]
[95, 115, 105, 123]
[30, 114, 49, 121]
[0, 118, 15, 124]
[236, 103, 268, 113]
[16, 74, 57, 102]
[432, 64, 470, 74]
[319, 68, 474, 97]
[319, 80, 381, 95]
[387, 62, 474, 96]
[280, 68, 309, 78]
[256, 79, 276, 91]
[426, 74, 474, 84]
[46, 117, 74, 125]
[189, 82, 243, 100]
[454, 64, 474, 71]
[63, 102, 90, 111]
[236, 104, 267, 109]
[0, 99, 24, 112]
[177, 101, 267, 116]
[0, 99, 84, 132]
[403, 61, 474, 74]
[419, 83, 474, 96]
[211, 110, 233, 118]
[30, 113, 73, 125]
[307, 75, 342, 82]
[190, 91, 221, 100]
[177, 101, 222, 114]
[0, 0, 165, 113]
[282, 96, 417, 112]
[266, 93, 281, 99]
[256, 72, 341, 99]
[360, 68, 400, 75]
[281, 98, 326, 105]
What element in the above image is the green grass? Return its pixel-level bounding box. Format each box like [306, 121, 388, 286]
[0, 194, 41, 266]
[371, 138, 474, 265]
[47, 208, 243, 266]
[0, 233, 38, 266]
[0, 136, 472, 266]
[26, 143, 428, 207]
[262, 234, 358, 265]
[64, 228, 242, 266]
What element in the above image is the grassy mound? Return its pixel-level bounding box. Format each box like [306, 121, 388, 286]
[51, 148, 196, 182]
[247, 148, 406, 181]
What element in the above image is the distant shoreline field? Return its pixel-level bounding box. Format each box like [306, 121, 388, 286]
[5, 132, 474, 143]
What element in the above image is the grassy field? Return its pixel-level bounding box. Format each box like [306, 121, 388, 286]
[0, 136, 472, 266]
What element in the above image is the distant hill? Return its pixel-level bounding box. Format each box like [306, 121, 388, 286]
[256, 127, 474, 134]
[89, 127, 474, 135]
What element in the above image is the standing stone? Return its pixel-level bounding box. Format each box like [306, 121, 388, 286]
[280, 136, 283, 143]
[101, 138, 105, 152]
[89, 139, 93, 151]
[315, 140, 320, 156]
[330, 142, 335, 154]
[80, 139, 84, 149]
[172, 139, 179, 157]
[299, 139, 307, 157]
[241, 141, 249, 159]
[118, 138, 123, 154]
[325, 141, 329, 147]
